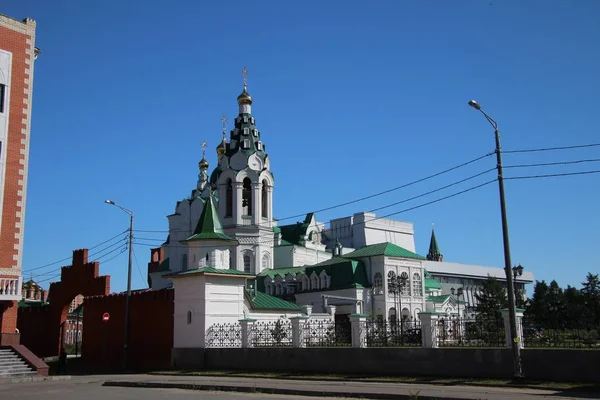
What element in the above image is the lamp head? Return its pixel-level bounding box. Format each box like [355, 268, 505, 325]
[515, 264, 524, 277]
[457, 287, 464, 296]
[468, 100, 481, 110]
[104, 200, 115, 205]
[451, 287, 455, 295]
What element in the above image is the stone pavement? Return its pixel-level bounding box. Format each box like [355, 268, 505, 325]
[102, 374, 597, 399]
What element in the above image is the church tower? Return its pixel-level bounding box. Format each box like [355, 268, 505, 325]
[213, 68, 275, 274]
[426, 226, 443, 262]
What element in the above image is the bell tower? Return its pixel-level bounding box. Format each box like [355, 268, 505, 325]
[213, 68, 275, 274]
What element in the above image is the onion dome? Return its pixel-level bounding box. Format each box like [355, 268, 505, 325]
[237, 88, 252, 105]
[198, 157, 209, 170]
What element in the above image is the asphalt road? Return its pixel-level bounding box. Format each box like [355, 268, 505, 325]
[0, 377, 349, 400]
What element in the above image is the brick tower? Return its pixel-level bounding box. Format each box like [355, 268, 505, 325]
[0, 14, 38, 345]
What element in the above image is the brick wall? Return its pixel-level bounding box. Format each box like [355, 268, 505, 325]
[0, 16, 36, 277]
[82, 289, 173, 371]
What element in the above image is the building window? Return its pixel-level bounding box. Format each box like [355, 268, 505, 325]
[267, 283, 274, 295]
[187, 311, 192, 324]
[242, 178, 252, 216]
[302, 276, 310, 291]
[275, 283, 283, 295]
[0, 84, 5, 113]
[261, 180, 268, 218]
[400, 272, 411, 296]
[311, 275, 319, 290]
[243, 127, 249, 135]
[413, 272, 423, 296]
[243, 116, 248, 123]
[261, 253, 269, 271]
[387, 270, 396, 292]
[257, 142, 263, 150]
[373, 273, 383, 294]
[320, 272, 328, 288]
[242, 139, 250, 149]
[250, 117, 254, 124]
[243, 254, 251, 273]
[253, 129, 258, 137]
[182, 254, 188, 271]
[226, 179, 233, 217]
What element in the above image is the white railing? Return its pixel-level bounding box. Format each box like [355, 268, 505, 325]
[0, 277, 22, 301]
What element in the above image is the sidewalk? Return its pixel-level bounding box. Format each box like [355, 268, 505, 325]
[102, 374, 594, 399]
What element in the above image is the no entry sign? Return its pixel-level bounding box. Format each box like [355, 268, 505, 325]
[102, 312, 110, 322]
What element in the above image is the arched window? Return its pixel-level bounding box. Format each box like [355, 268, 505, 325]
[387, 270, 396, 292]
[261, 179, 268, 219]
[226, 179, 233, 217]
[243, 254, 251, 273]
[242, 178, 252, 216]
[320, 272, 328, 288]
[373, 272, 383, 294]
[400, 272, 411, 296]
[267, 283, 274, 295]
[412, 272, 423, 296]
[187, 311, 192, 324]
[302, 276, 310, 291]
[276, 283, 283, 295]
[311, 274, 320, 290]
[261, 254, 269, 271]
[182, 253, 188, 271]
[389, 307, 397, 324]
[414, 308, 422, 320]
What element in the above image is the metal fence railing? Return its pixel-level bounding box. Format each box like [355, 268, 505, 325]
[252, 320, 293, 347]
[437, 317, 505, 348]
[304, 319, 351, 347]
[362, 319, 422, 347]
[521, 318, 600, 349]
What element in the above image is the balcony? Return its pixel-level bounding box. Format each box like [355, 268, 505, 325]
[0, 277, 22, 301]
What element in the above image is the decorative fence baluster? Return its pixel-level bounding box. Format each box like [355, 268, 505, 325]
[252, 319, 293, 347]
[205, 322, 242, 348]
[436, 316, 505, 347]
[304, 319, 351, 347]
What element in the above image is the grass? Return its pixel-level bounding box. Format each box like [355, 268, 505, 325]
[149, 369, 600, 392]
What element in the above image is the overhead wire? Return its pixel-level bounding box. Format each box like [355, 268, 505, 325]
[503, 142, 600, 154]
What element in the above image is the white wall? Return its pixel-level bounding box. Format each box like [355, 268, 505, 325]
[0, 49, 12, 238]
[294, 288, 366, 314]
[173, 275, 207, 348]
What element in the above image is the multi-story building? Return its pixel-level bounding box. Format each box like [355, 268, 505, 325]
[0, 14, 39, 345]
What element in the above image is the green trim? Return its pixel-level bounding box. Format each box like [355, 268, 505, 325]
[238, 318, 257, 322]
[343, 242, 426, 260]
[182, 195, 236, 243]
[418, 311, 446, 315]
[289, 315, 309, 320]
[349, 313, 370, 318]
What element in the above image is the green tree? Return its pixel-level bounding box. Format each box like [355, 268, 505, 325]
[581, 273, 600, 323]
[525, 280, 550, 325]
[474, 276, 507, 320]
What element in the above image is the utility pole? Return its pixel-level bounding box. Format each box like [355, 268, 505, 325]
[105, 200, 134, 372]
[468, 100, 523, 379]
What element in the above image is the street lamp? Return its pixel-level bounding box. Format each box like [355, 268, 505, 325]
[104, 199, 134, 371]
[468, 100, 523, 379]
[451, 287, 464, 318]
[388, 273, 409, 333]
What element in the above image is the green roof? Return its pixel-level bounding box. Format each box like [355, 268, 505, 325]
[425, 277, 442, 290]
[343, 242, 426, 260]
[305, 258, 370, 290]
[18, 300, 48, 308]
[247, 290, 301, 311]
[278, 213, 313, 245]
[167, 267, 254, 278]
[209, 165, 222, 185]
[182, 195, 236, 242]
[258, 266, 306, 279]
[427, 294, 451, 303]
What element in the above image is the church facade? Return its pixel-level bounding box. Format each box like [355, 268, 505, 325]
[147, 71, 534, 328]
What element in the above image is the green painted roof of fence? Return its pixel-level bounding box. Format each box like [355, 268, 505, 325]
[247, 290, 301, 311]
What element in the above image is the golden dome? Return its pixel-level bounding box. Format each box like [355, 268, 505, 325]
[237, 88, 253, 105]
[198, 157, 209, 170]
[216, 138, 227, 156]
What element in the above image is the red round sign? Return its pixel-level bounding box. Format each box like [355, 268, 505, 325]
[102, 312, 110, 322]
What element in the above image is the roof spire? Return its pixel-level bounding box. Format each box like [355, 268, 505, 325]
[237, 66, 253, 112]
[427, 224, 443, 262]
[198, 140, 209, 170]
[216, 114, 228, 158]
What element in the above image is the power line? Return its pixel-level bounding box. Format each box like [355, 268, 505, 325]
[23, 229, 128, 273]
[133, 249, 148, 288]
[88, 236, 128, 259]
[504, 158, 600, 169]
[505, 170, 600, 180]
[504, 142, 600, 154]
[99, 247, 128, 265]
[276, 151, 494, 223]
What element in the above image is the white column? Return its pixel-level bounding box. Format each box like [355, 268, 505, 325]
[501, 308, 524, 349]
[325, 305, 336, 320]
[419, 312, 440, 348]
[267, 187, 274, 223]
[234, 182, 243, 225]
[349, 314, 367, 348]
[239, 319, 256, 348]
[252, 182, 261, 225]
[290, 316, 308, 348]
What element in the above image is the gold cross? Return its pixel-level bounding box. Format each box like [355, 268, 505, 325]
[220, 113, 227, 138]
[201, 140, 207, 158]
[242, 67, 248, 89]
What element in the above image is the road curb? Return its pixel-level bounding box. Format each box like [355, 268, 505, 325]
[0, 375, 72, 385]
[102, 380, 468, 400]
[147, 372, 575, 393]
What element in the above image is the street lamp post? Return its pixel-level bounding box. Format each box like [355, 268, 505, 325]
[388, 273, 408, 334]
[104, 200, 134, 371]
[451, 287, 464, 342]
[468, 100, 523, 379]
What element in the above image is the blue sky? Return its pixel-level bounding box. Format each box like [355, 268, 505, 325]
[4, 0, 599, 293]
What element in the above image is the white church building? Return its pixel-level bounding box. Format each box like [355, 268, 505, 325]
[146, 71, 534, 342]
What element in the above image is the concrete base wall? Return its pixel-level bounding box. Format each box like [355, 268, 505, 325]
[172, 347, 600, 383]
